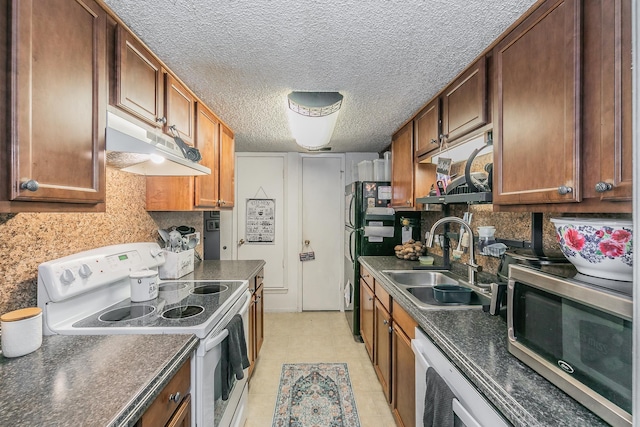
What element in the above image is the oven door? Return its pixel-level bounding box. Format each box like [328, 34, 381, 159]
[195, 289, 251, 427]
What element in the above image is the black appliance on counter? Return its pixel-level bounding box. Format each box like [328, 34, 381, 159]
[343, 181, 421, 340]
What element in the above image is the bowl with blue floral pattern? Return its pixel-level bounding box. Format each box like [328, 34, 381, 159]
[551, 217, 633, 281]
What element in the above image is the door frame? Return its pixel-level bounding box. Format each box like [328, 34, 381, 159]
[297, 153, 346, 311]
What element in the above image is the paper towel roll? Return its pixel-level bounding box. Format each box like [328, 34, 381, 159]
[364, 226, 395, 237]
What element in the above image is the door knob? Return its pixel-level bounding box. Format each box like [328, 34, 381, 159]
[595, 182, 613, 193]
[304, 240, 310, 246]
[20, 179, 39, 192]
[239, 239, 245, 246]
[557, 185, 573, 195]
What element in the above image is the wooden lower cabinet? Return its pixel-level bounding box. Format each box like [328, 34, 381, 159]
[166, 394, 191, 427]
[248, 270, 265, 378]
[137, 359, 191, 427]
[360, 280, 375, 361]
[392, 326, 415, 427]
[374, 299, 392, 403]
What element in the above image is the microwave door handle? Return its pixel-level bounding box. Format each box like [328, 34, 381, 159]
[452, 398, 482, 427]
[507, 279, 516, 342]
[204, 329, 229, 352]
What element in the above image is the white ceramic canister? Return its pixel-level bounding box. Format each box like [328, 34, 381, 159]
[129, 270, 159, 302]
[1, 307, 43, 358]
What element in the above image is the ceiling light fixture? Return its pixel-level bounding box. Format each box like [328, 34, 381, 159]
[287, 92, 343, 150]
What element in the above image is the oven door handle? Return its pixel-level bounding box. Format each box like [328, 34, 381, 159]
[239, 291, 252, 314]
[411, 339, 433, 370]
[204, 329, 229, 352]
[452, 398, 482, 427]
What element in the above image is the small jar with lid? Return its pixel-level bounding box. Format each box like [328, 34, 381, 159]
[1, 307, 43, 358]
[477, 226, 496, 254]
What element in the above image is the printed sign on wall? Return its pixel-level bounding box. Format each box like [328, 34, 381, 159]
[246, 199, 276, 243]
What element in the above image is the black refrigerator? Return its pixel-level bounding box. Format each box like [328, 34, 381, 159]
[343, 181, 421, 341]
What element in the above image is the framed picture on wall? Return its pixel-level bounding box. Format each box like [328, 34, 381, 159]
[245, 198, 276, 243]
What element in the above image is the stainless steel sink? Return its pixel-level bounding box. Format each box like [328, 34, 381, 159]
[381, 270, 485, 310]
[381, 270, 458, 287]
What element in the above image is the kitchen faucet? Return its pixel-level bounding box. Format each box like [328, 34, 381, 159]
[426, 216, 482, 286]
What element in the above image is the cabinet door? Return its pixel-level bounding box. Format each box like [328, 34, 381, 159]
[165, 74, 195, 145]
[360, 280, 375, 362]
[248, 292, 256, 377]
[255, 284, 264, 358]
[593, 0, 632, 202]
[442, 56, 487, 142]
[414, 100, 440, 158]
[391, 122, 414, 208]
[115, 26, 164, 127]
[218, 124, 235, 208]
[194, 103, 220, 208]
[392, 325, 415, 427]
[374, 300, 392, 403]
[165, 394, 191, 427]
[10, 0, 106, 204]
[493, 0, 581, 205]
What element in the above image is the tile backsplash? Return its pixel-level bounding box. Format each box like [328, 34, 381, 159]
[0, 168, 203, 315]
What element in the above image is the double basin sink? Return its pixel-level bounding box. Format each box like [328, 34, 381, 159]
[380, 270, 485, 310]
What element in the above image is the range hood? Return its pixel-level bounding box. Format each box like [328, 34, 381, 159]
[106, 112, 211, 176]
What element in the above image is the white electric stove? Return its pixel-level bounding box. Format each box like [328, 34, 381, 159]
[37, 242, 251, 427]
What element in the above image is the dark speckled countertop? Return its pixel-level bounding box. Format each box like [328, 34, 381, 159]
[0, 260, 265, 427]
[0, 334, 198, 427]
[359, 256, 608, 427]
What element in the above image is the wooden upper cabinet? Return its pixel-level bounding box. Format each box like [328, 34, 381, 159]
[414, 99, 440, 158]
[114, 25, 165, 127]
[582, 0, 632, 204]
[218, 124, 235, 208]
[194, 103, 220, 208]
[391, 122, 414, 209]
[493, 0, 581, 205]
[165, 74, 196, 145]
[442, 56, 487, 143]
[5, 0, 106, 209]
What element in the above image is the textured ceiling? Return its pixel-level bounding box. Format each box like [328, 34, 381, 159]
[103, 0, 537, 153]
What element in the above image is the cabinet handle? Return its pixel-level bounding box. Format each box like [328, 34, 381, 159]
[383, 319, 388, 325]
[20, 180, 39, 192]
[156, 116, 167, 125]
[368, 297, 373, 301]
[406, 200, 411, 205]
[557, 185, 573, 195]
[388, 326, 393, 334]
[169, 392, 181, 403]
[219, 200, 226, 206]
[595, 182, 613, 193]
[429, 138, 438, 144]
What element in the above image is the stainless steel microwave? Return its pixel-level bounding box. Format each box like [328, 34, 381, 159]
[507, 264, 632, 427]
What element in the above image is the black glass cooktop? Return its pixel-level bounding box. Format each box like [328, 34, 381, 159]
[72, 280, 246, 330]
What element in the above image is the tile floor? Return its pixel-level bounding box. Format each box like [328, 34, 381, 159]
[246, 311, 398, 427]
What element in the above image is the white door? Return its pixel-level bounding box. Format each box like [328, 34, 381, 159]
[235, 155, 286, 289]
[301, 156, 344, 311]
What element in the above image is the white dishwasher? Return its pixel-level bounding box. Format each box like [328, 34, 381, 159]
[412, 327, 510, 427]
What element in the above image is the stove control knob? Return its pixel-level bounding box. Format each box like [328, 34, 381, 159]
[78, 264, 93, 279]
[150, 247, 163, 258]
[60, 268, 76, 285]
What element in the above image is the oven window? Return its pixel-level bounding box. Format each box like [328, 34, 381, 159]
[513, 283, 632, 413]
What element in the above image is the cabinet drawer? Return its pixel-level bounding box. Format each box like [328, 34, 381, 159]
[375, 283, 391, 313]
[360, 265, 374, 291]
[392, 302, 417, 340]
[138, 359, 191, 427]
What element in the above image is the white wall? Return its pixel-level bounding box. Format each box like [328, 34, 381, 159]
[232, 151, 378, 312]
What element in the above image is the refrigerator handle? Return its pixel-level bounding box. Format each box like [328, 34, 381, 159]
[348, 229, 355, 262]
[348, 195, 355, 228]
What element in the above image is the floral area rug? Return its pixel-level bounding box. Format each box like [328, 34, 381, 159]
[272, 363, 361, 427]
